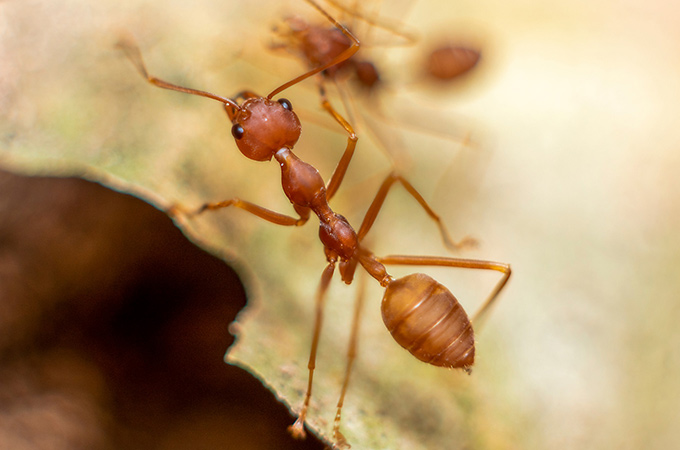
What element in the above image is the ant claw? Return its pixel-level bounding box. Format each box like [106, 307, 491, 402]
[288, 418, 307, 440]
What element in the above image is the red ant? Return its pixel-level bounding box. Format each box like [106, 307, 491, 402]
[272, 0, 481, 172]
[118, 0, 510, 447]
[275, 1, 481, 89]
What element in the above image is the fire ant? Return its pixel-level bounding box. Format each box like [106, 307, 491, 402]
[274, 1, 481, 90]
[271, 0, 482, 171]
[118, 0, 510, 447]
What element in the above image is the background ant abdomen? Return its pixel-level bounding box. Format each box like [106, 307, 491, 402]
[381, 273, 475, 370]
[426, 45, 481, 81]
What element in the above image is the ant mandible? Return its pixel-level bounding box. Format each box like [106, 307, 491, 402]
[118, 0, 511, 447]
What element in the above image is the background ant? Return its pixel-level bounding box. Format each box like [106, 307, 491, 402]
[270, 0, 483, 169]
[118, 0, 509, 447]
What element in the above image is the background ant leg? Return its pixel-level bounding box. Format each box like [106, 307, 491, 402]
[191, 198, 310, 226]
[289, 262, 336, 440]
[376, 255, 511, 328]
[331, 272, 367, 449]
[233, 90, 260, 101]
[318, 83, 358, 201]
[323, 0, 418, 45]
[357, 172, 477, 251]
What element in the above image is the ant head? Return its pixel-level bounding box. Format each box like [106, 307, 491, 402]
[230, 97, 301, 162]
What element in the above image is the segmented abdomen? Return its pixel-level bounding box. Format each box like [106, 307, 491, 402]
[381, 273, 474, 370]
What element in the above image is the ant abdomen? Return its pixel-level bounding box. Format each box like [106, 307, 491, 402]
[382, 273, 475, 370]
[426, 45, 481, 81]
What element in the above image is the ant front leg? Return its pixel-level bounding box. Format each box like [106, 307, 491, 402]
[319, 83, 358, 201]
[191, 198, 311, 227]
[357, 172, 477, 252]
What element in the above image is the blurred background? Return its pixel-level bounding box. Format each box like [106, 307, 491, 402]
[0, 170, 324, 449]
[1, 0, 679, 449]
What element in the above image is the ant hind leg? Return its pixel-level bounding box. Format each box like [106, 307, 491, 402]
[357, 171, 477, 251]
[289, 262, 336, 440]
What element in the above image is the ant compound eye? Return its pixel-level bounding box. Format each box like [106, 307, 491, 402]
[231, 123, 245, 139]
[277, 98, 293, 111]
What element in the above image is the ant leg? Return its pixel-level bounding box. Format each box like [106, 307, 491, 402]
[357, 172, 477, 251]
[191, 198, 310, 226]
[332, 273, 367, 449]
[377, 255, 511, 327]
[323, 0, 418, 46]
[289, 262, 336, 439]
[319, 83, 358, 201]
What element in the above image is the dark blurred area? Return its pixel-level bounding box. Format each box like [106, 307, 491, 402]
[0, 169, 324, 450]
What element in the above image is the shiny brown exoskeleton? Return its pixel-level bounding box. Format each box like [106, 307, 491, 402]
[426, 44, 481, 81]
[118, 1, 510, 448]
